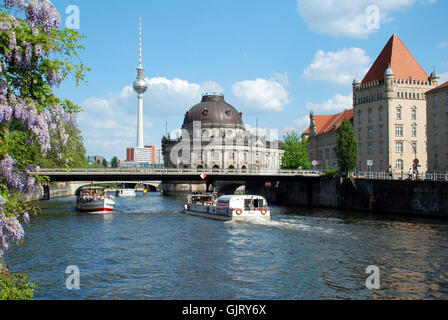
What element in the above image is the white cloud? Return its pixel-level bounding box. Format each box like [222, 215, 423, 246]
[302, 48, 371, 86]
[294, 115, 311, 132]
[80, 77, 223, 159]
[437, 42, 448, 48]
[232, 77, 291, 112]
[306, 93, 353, 114]
[297, 0, 436, 39]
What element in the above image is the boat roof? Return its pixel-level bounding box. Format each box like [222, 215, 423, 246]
[80, 186, 105, 190]
[217, 195, 267, 201]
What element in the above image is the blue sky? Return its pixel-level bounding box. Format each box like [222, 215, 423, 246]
[51, 0, 448, 161]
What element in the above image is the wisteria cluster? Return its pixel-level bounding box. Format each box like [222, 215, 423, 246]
[0, 90, 76, 153]
[1, 1, 62, 83]
[1, 213, 25, 257]
[0, 155, 38, 195]
[3, 0, 61, 32]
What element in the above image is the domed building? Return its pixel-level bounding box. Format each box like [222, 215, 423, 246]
[162, 94, 283, 171]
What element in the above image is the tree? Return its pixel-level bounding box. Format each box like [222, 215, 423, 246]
[102, 158, 107, 168]
[335, 119, 358, 176]
[0, 0, 89, 298]
[111, 156, 118, 168]
[280, 131, 311, 169]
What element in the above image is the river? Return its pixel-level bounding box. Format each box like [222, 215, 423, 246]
[4, 193, 448, 300]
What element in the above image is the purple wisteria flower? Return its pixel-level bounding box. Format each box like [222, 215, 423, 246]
[0, 213, 25, 256]
[25, 0, 61, 33]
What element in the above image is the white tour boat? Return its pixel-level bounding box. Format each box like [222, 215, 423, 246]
[115, 188, 137, 197]
[76, 186, 115, 214]
[184, 194, 270, 221]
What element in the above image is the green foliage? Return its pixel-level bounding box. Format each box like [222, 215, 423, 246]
[280, 131, 311, 169]
[324, 166, 338, 178]
[336, 119, 358, 176]
[111, 156, 118, 168]
[102, 159, 107, 168]
[0, 270, 36, 300]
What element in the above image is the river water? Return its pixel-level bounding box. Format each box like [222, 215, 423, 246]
[4, 193, 448, 300]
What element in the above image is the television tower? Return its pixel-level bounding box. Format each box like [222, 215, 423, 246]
[133, 16, 148, 148]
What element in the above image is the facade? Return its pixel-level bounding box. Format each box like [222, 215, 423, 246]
[126, 145, 156, 163]
[155, 148, 164, 166]
[88, 155, 104, 165]
[162, 94, 283, 170]
[352, 34, 439, 173]
[426, 81, 448, 172]
[303, 109, 353, 170]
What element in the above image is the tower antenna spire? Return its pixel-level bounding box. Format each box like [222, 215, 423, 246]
[139, 15, 142, 67]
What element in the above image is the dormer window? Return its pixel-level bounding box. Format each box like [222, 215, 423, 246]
[202, 107, 208, 115]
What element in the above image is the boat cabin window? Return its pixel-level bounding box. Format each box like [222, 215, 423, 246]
[244, 198, 264, 209]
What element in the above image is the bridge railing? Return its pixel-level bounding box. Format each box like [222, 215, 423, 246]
[354, 171, 448, 182]
[37, 167, 324, 176]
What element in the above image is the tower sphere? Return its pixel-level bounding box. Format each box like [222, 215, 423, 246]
[133, 77, 148, 94]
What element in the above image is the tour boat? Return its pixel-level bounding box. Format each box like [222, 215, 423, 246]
[115, 188, 137, 197]
[76, 186, 115, 214]
[183, 194, 270, 221]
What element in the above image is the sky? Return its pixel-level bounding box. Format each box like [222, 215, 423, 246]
[49, 0, 448, 161]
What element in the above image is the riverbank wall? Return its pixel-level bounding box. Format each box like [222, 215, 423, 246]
[246, 177, 448, 217]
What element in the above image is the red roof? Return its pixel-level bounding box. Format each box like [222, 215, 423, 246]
[303, 109, 353, 135]
[362, 34, 429, 85]
[426, 81, 448, 94]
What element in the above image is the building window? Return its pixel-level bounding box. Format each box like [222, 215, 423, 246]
[379, 107, 383, 121]
[359, 144, 363, 156]
[446, 92, 448, 105]
[434, 134, 439, 146]
[446, 113, 448, 125]
[380, 160, 384, 170]
[368, 143, 373, 155]
[434, 95, 439, 107]
[358, 129, 362, 140]
[379, 142, 384, 153]
[228, 152, 235, 160]
[412, 142, 417, 154]
[396, 159, 403, 170]
[368, 109, 373, 122]
[412, 126, 417, 137]
[357, 112, 362, 125]
[379, 126, 383, 137]
[435, 154, 439, 169]
[213, 151, 220, 160]
[411, 109, 417, 121]
[396, 142, 403, 153]
[368, 128, 373, 139]
[395, 126, 403, 137]
[434, 115, 439, 128]
[396, 108, 402, 120]
[397, 92, 400, 98]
